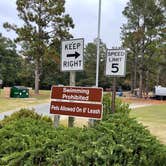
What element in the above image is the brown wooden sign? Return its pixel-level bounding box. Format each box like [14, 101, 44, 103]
[51, 86, 102, 102]
[50, 100, 102, 119]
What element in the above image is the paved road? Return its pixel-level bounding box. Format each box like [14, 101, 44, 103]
[129, 103, 152, 109]
[0, 103, 52, 120]
[0, 102, 152, 120]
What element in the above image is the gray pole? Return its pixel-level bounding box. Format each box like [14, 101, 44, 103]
[95, 0, 101, 87]
[68, 71, 75, 127]
[89, 0, 101, 127]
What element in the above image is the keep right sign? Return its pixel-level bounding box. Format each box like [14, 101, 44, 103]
[105, 49, 126, 77]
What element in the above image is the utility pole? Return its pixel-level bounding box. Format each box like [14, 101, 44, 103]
[96, 0, 101, 87]
[89, 0, 102, 127]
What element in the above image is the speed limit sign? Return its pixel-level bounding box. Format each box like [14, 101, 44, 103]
[105, 49, 126, 77]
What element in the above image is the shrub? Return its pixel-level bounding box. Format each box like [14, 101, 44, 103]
[102, 93, 130, 120]
[0, 108, 52, 127]
[0, 109, 166, 165]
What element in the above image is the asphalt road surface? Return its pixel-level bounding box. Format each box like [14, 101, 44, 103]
[0, 103, 51, 120]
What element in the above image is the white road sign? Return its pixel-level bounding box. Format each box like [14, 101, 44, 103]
[61, 38, 84, 71]
[105, 49, 126, 76]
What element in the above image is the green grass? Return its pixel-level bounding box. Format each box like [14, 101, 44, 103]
[130, 104, 166, 144]
[0, 89, 51, 113]
[130, 104, 166, 123]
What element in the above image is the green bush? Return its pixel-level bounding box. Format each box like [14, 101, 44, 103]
[0, 108, 52, 127]
[0, 108, 166, 165]
[102, 93, 130, 120]
[0, 95, 165, 165]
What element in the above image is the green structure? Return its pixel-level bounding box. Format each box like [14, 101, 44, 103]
[10, 86, 29, 98]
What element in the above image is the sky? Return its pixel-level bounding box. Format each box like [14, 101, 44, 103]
[0, 0, 128, 48]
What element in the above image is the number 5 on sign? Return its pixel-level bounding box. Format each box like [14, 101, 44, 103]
[111, 63, 119, 73]
[105, 49, 126, 77]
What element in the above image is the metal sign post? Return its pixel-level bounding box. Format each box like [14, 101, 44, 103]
[89, 0, 102, 127]
[95, 0, 101, 87]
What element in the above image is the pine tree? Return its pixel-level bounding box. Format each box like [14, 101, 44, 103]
[4, 0, 74, 94]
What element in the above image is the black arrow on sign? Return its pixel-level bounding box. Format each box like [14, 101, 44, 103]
[67, 52, 80, 59]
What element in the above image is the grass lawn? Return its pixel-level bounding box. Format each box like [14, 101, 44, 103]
[130, 104, 166, 144]
[0, 89, 51, 113]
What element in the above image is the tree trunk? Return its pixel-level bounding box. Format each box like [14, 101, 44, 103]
[139, 69, 143, 98]
[34, 62, 40, 95]
[145, 70, 149, 98]
[156, 67, 160, 86]
[139, 51, 143, 98]
[131, 71, 134, 94]
[139, 27, 145, 98]
[134, 55, 138, 90]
